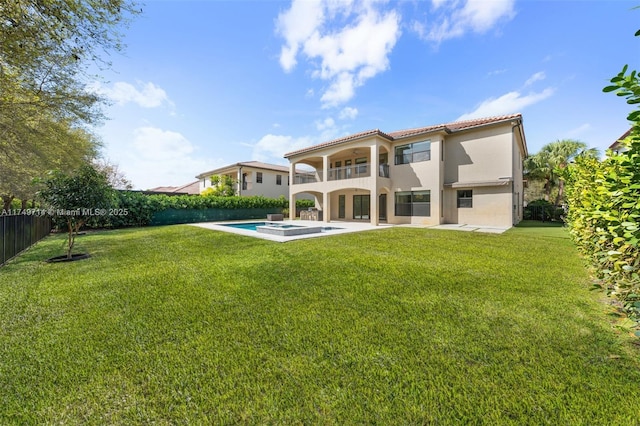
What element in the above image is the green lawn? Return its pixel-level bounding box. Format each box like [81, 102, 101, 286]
[1, 224, 639, 424]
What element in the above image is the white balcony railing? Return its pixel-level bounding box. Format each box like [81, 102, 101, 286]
[292, 163, 390, 184]
[293, 172, 322, 184]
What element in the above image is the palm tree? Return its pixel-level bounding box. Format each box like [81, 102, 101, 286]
[525, 139, 599, 206]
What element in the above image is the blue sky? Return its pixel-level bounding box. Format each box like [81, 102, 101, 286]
[90, 0, 640, 189]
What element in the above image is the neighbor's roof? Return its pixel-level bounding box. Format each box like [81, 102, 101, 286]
[148, 181, 200, 195]
[609, 128, 632, 150]
[196, 161, 290, 179]
[284, 114, 524, 158]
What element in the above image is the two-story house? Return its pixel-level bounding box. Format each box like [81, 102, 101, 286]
[196, 161, 291, 198]
[284, 114, 527, 228]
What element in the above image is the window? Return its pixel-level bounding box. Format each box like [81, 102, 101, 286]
[355, 157, 367, 175]
[276, 174, 282, 185]
[395, 190, 430, 216]
[394, 140, 431, 165]
[256, 172, 263, 183]
[457, 190, 472, 208]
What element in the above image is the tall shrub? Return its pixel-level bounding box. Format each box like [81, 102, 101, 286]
[563, 45, 640, 320]
[38, 165, 115, 258]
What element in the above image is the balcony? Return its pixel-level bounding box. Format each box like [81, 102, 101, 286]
[328, 163, 369, 181]
[292, 163, 390, 185]
[294, 172, 322, 184]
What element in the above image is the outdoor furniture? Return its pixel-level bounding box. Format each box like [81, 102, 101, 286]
[266, 214, 283, 221]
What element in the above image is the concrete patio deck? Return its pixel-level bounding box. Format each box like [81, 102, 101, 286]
[192, 219, 509, 242]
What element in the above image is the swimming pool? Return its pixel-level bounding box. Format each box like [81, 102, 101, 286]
[222, 222, 302, 231]
[222, 222, 342, 233]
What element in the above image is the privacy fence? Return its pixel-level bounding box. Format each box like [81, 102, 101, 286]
[1, 214, 52, 267]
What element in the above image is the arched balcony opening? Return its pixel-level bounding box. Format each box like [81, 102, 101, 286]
[292, 157, 323, 184]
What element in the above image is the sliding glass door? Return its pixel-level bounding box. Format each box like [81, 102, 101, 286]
[353, 195, 370, 220]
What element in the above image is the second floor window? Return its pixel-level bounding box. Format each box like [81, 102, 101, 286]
[256, 172, 263, 183]
[276, 174, 282, 185]
[395, 141, 431, 165]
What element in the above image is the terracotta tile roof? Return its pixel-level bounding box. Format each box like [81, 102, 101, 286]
[609, 128, 632, 150]
[284, 113, 523, 158]
[196, 161, 291, 179]
[147, 181, 200, 195]
[284, 129, 395, 158]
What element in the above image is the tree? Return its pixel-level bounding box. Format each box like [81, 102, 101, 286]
[202, 175, 237, 197]
[524, 139, 599, 206]
[0, 115, 100, 209]
[0, 0, 139, 209]
[93, 158, 133, 190]
[38, 165, 115, 259]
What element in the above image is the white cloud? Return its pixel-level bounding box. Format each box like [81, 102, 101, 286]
[458, 88, 554, 121]
[339, 106, 359, 120]
[316, 117, 336, 131]
[565, 123, 591, 138]
[524, 71, 546, 87]
[90, 81, 171, 108]
[276, 0, 325, 72]
[112, 126, 219, 190]
[251, 134, 315, 163]
[422, 0, 516, 43]
[276, 0, 401, 108]
[132, 127, 193, 160]
[487, 68, 507, 77]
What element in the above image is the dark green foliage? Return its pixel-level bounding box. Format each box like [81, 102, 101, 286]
[84, 192, 302, 228]
[524, 199, 565, 222]
[38, 165, 115, 258]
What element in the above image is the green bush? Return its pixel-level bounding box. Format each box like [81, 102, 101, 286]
[84, 192, 292, 229]
[564, 57, 640, 322]
[524, 199, 565, 222]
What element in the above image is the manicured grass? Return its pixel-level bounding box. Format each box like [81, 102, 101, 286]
[1, 224, 639, 424]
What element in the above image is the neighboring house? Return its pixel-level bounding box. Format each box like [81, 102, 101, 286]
[148, 181, 200, 195]
[284, 113, 527, 229]
[608, 129, 631, 154]
[196, 161, 291, 198]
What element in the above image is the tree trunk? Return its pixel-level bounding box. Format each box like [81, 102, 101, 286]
[544, 178, 551, 201]
[67, 220, 74, 259]
[555, 179, 565, 207]
[2, 195, 14, 211]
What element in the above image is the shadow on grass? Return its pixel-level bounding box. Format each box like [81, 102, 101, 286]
[516, 220, 565, 228]
[510, 220, 569, 239]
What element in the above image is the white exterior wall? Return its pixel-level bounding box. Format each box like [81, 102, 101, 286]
[239, 168, 289, 198]
[199, 167, 289, 199]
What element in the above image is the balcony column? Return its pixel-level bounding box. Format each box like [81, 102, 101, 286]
[323, 191, 331, 223]
[322, 154, 329, 183]
[322, 154, 331, 222]
[370, 144, 379, 226]
[289, 162, 296, 220]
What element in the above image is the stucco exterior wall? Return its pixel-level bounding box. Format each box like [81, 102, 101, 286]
[444, 125, 513, 184]
[199, 167, 289, 199]
[240, 168, 289, 198]
[443, 186, 513, 228]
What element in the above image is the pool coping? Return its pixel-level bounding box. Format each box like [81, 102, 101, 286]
[191, 220, 390, 242]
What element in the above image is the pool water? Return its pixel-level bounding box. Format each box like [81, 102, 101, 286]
[222, 222, 342, 233]
[222, 222, 301, 231]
